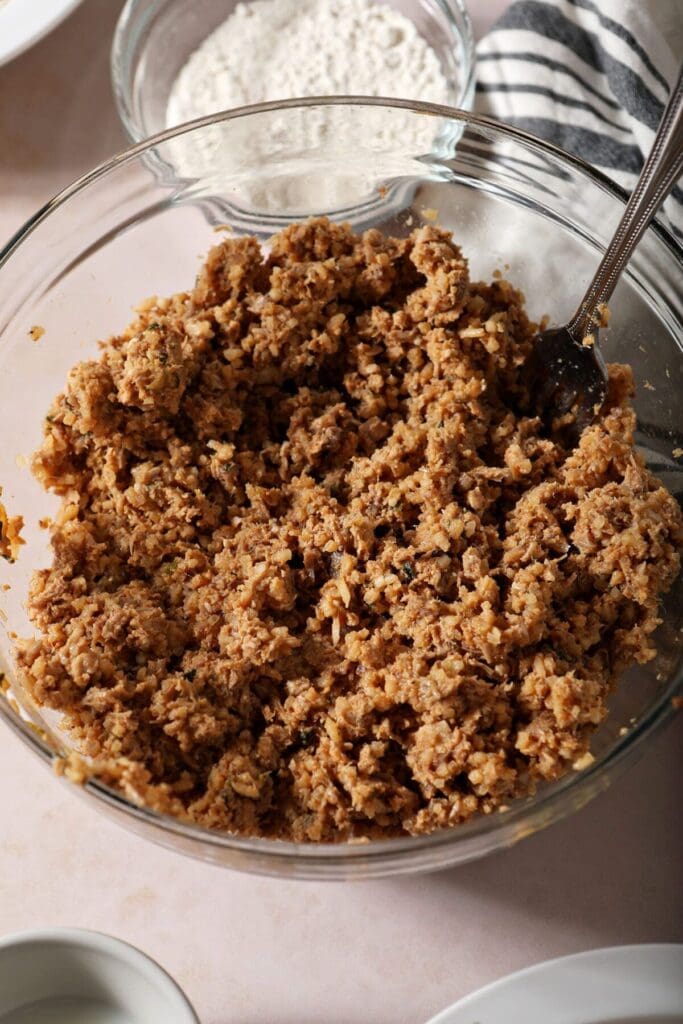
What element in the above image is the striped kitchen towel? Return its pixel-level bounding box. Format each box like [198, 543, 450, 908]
[475, 0, 683, 241]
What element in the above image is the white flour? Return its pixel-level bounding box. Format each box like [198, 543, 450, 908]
[166, 0, 451, 128]
[164, 0, 453, 216]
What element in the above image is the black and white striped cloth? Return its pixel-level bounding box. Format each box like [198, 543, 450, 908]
[475, 0, 683, 242]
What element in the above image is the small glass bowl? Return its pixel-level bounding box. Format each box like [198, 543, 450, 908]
[111, 0, 476, 143]
[0, 100, 681, 880]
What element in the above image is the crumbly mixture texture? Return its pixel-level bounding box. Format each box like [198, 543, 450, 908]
[0, 488, 24, 562]
[17, 219, 682, 841]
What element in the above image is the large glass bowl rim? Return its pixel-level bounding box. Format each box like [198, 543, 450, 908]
[1, 97, 681, 868]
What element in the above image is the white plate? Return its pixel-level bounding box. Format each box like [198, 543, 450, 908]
[427, 944, 683, 1024]
[0, 0, 85, 68]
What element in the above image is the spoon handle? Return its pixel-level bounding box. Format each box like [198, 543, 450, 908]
[568, 63, 683, 341]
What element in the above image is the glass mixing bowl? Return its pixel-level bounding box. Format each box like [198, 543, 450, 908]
[0, 100, 681, 880]
[111, 0, 475, 143]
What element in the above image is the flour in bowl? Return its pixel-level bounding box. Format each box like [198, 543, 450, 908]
[166, 0, 451, 130]
[163, 1, 455, 212]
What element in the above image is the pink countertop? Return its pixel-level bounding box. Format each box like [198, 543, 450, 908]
[1, 3, 681, 1022]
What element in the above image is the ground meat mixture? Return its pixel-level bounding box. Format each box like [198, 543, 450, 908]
[16, 218, 682, 841]
[0, 489, 24, 563]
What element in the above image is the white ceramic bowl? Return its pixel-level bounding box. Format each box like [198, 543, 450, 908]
[0, 929, 198, 1023]
[0, 0, 85, 68]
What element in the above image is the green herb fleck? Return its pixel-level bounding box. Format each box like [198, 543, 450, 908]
[401, 561, 415, 582]
[298, 728, 315, 748]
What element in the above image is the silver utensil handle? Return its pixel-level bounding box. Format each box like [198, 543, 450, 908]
[568, 62, 683, 341]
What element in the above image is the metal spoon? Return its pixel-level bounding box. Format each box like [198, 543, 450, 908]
[528, 63, 683, 444]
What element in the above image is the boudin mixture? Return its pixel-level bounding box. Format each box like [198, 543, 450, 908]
[16, 218, 682, 841]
